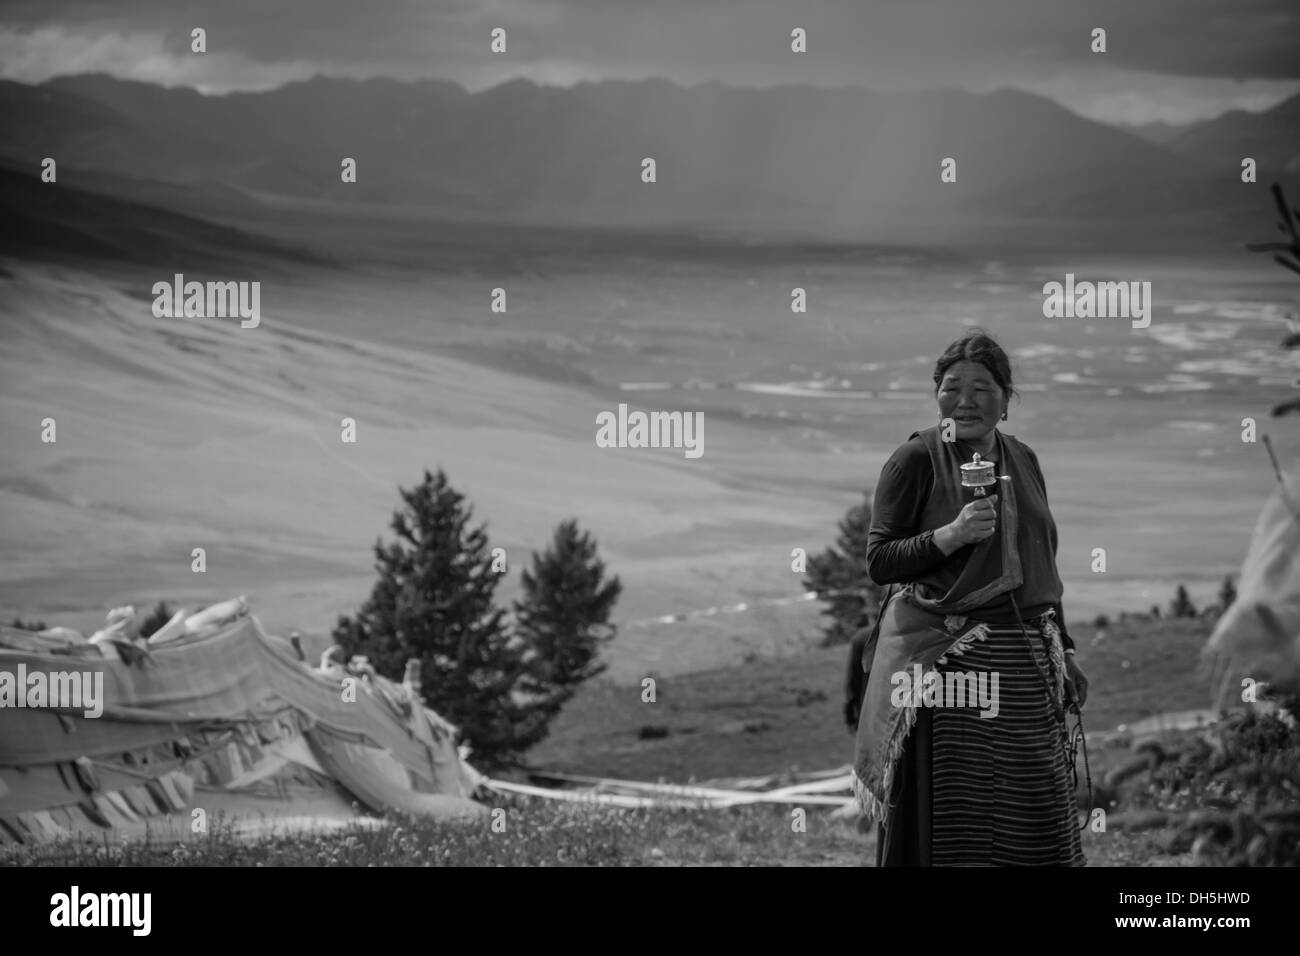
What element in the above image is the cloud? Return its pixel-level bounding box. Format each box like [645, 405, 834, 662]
[0, 26, 317, 92]
[2, 0, 1297, 120]
[1021, 67, 1300, 125]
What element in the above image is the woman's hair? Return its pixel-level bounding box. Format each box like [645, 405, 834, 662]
[932, 328, 1018, 404]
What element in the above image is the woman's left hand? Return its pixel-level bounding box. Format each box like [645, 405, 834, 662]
[1064, 656, 1088, 709]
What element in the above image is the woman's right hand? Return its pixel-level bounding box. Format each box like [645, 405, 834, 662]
[942, 494, 998, 549]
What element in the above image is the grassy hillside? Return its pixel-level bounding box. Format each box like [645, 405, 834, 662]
[525, 613, 1217, 782]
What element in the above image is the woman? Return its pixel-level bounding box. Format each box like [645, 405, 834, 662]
[852, 329, 1089, 866]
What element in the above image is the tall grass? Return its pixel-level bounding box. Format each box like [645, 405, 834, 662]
[1, 801, 863, 867]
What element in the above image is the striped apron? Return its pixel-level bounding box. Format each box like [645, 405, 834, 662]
[878, 619, 1085, 866]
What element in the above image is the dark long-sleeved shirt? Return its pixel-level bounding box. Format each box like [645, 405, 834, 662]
[865, 434, 1075, 651]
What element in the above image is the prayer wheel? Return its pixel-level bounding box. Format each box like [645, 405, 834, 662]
[960, 451, 997, 498]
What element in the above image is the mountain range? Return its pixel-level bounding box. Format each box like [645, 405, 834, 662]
[1115, 96, 1299, 174]
[1, 74, 1295, 244]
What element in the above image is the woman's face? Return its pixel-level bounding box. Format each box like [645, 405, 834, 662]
[936, 360, 1007, 443]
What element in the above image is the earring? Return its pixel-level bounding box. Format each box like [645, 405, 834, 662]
[1000, 411, 1008, 421]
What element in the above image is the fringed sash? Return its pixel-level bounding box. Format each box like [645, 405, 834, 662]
[851, 585, 1065, 825]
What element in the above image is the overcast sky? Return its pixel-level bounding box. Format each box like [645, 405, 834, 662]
[2, 0, 1297, 124]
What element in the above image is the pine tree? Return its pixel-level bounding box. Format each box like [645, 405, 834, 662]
[1219, 575, 1237, 611]
[1171, 584, 1197, 619]
[804, 491, 884, 646]
[1245, 183, 1300, 419]
[514, 519, 622, 711]
[332, 468, 537, 769]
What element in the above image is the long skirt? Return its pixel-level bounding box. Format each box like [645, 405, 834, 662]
[876, 623, 1085, 866]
